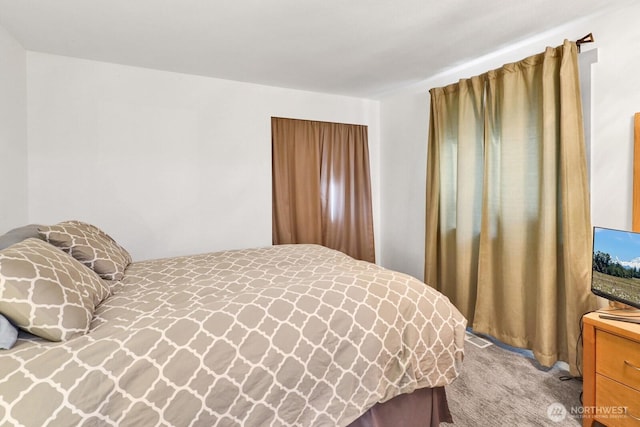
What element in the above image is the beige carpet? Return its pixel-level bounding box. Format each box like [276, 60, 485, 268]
[442, 334, 582, 426]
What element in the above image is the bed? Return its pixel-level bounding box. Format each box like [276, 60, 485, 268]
[0, 221, 466, 427]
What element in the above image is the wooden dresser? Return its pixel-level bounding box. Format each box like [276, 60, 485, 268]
[583, 311, 640, 426]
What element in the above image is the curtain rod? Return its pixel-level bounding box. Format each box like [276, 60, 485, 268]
[575, 33, 594, 53]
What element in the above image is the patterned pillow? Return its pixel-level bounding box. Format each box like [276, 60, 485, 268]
[38, 220, 132, 281]
[0, 238, 111, 341]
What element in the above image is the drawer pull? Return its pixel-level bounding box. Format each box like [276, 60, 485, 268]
[627, 409, 640, 421]
[624, 360, 640, 371]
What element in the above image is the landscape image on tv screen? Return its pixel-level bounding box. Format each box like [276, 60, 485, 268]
[592, 227, 640, 309]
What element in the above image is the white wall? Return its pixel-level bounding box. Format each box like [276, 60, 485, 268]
[0, 25, 28, 232]
[379, 2, 640, 281]
[27, 53, 380, 261]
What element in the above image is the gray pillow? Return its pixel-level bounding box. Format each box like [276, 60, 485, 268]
[0, 224, 42, 251]
[0, 313, 18, 349]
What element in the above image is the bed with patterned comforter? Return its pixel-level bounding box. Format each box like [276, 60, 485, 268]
[0, 222, 465, 427]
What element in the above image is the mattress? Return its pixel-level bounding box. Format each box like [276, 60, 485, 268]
[0, 243, 465, 426]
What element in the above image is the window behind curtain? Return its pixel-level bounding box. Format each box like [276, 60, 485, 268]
[271, 117, 375, 263]
[425, 41, 595, 375]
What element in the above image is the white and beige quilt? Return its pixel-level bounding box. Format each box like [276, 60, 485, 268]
[0, 244, 465, 426]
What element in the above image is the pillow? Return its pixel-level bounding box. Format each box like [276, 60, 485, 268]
[0, 224, 43, 251]
[0, 314, 18, 349]
[38, 220, 132, 281]
[0, 238, 110, 341]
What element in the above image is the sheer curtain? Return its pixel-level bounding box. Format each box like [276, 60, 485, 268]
[272, 117, 375, 263]
[425, 41, 596, 374]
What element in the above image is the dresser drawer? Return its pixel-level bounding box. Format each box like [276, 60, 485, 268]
[595, 375, 640, 426]
[596, 330, 640, 392]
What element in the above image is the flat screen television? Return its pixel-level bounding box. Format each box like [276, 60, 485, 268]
[592, 226, 640, 310]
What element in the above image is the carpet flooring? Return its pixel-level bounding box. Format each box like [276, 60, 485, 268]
[441, 334, 583, 426]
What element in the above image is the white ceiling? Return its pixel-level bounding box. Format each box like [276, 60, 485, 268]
[0, 0, 629, 98]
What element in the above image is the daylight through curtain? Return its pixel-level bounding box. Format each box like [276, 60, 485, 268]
[272, 117, 375, 263]
[425, 40, 596, 374]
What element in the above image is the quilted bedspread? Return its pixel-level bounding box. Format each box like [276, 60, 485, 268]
[0, 244, 466, 427]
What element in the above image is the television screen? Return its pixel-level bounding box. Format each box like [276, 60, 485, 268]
[592, 226, 640, 310]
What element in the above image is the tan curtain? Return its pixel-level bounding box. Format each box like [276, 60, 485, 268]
[426, 76, 485, 322]
[425, 41, 596, 374]
[272, 117, 376, 263]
